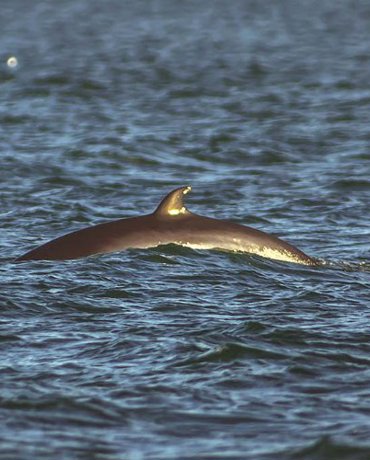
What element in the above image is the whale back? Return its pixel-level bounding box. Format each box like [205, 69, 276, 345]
[16, 185, 318, 265]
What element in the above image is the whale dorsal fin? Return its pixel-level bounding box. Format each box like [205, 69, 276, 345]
[154, 186, 192, 217]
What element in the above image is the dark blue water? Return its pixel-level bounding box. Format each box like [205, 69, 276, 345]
[1, 1, 370, 458]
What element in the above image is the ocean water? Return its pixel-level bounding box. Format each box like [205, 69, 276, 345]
[1, 0, 370, 458]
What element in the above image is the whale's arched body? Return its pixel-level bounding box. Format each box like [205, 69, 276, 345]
[16, 186, 317, 265]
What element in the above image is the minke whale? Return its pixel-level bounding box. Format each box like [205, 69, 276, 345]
[16, 186, 318, 265]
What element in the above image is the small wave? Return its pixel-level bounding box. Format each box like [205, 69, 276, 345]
[285, 435, 370, 460]
[330, 179, 370, 191]
[179, 342, 286, 366]
[320, 259, 370, 273]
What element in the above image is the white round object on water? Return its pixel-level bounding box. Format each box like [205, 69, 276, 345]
[7, 56, 18, 68]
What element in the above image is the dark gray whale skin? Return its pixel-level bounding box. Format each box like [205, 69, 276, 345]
[16, 186, 318, 265]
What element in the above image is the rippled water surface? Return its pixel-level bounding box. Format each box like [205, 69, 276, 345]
[1, 1, 370, 458]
